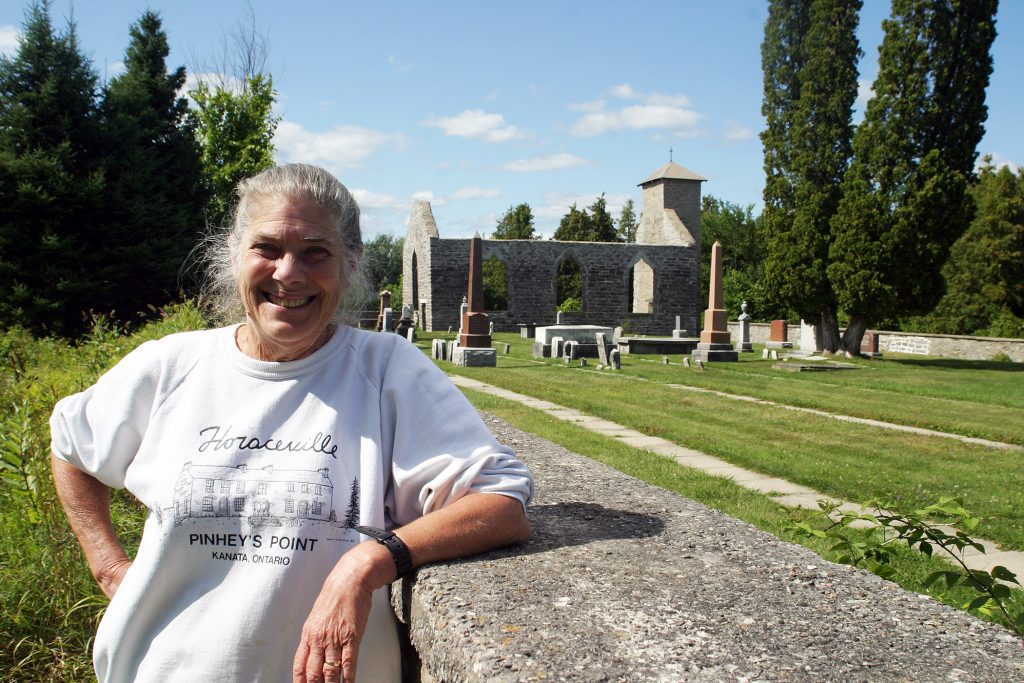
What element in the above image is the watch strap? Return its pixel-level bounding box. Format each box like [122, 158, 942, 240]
[356, 526, 414, 579]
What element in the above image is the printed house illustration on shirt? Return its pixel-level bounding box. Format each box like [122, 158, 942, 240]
[173, 463, 335, 527]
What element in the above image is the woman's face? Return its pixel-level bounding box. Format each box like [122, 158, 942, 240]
[238, 195, 345, 361]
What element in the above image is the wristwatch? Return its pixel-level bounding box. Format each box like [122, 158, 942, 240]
[355, 526, 414, 579]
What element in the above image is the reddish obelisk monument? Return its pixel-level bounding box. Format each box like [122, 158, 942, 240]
[692, 240, 738, 362]
[453, 234, 497, 366]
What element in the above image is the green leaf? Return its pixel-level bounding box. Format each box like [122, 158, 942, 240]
[965, 595, 992, 612]
[991, 566, 1020, 585]
[918, 541, 932, 557]
[923, 571, 946, 589]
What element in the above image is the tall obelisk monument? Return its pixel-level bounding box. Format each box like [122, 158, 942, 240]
[692, 241, 738, 362]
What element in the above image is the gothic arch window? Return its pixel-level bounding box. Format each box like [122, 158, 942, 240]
[556, 255, 584, 312]
[411, 251, 419, 309]
[629, 257, 655, 313]
[483, 255, 509, 311]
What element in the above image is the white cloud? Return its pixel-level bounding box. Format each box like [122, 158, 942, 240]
[387, 55, 414, 74]
[423, 109, 528, 143]
[181, 71, 245, 96]
[501, 153, 587, 173]
[274, 121, 406, 169]
[0, 25, 19, 57]
[449, 186, 500, 200]
[350, 189, 408, 212]
[724, 121, 754, 142]
[978, 152, 1020, 173]
[857, 79, 874, 108]
[570, 85, 700, 138]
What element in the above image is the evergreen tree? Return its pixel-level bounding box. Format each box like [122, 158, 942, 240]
[587, 193, 617, 242]
[552, 203, 593, 241]
[760, 0, 811, 321]
[616, 198, 638, 243]
[829, 0, 997, 352]
[0, 2, 105, 335]
[190, 74, 278, 227]
[762, 0, 861, 352]
[917, 162, 1024, 337]
[492, 203, 536, 239]
[343, 478, 360, 528]
[100, 11, 206, 320]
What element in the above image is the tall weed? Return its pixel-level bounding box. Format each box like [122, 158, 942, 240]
[0, 302, 207, 681]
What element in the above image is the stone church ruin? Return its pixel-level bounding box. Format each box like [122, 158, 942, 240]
[402, 161, 706, 335]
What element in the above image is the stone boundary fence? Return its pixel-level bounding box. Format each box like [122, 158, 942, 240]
[726, 322, 1023, 362]
[391, 414, 1023, 682]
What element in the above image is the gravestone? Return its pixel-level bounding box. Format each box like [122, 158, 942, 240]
[596, 333, 610, 366]
[381, 307, 394, 333]
[692, 241, 738, 362]
[613, 326, 624, 342]
[564, 341, 579, 360]
[861, 330, 882, 358]
[396, 303, 415, 339]
[609, 348, 621, 370]
[375, 290, 392, 332]
[672, 315, 688, 339]
[406, 328, 416, 343]
[767, 319, 793, 348]
[799, 320, 820, 353]
[551, 336, 565, 359]
[431, 338, 447, 360]
[762, 348, 770, 359]
[682, 357, 691, 367]
[663, 357, 670, 365]
[738, 301, 753, 352]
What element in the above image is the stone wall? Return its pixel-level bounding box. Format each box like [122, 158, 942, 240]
[878, 331, 1024, 362]
[722, 322, 1023, 362]
[395, 413, 1024, 682]
[410, 237, 700, 336]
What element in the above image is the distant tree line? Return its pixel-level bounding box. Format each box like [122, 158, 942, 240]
[0, 2, 278, 336]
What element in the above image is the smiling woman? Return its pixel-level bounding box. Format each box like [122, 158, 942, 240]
[49, 164, 534, 683]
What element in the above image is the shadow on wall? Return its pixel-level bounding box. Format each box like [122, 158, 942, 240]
[888, 358, 1024, 372]
[453, 502, 666, 564]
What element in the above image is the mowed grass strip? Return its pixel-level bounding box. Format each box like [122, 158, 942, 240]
[480, 331, 1024, 446]
[459, 387, 1024, 626]
[431, 351, 1024, 551]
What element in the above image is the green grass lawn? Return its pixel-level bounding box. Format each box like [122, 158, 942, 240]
[417, 331, 1024, 550]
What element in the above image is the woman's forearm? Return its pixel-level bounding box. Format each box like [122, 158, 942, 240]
[397, 492, 531, 570]
[51, 452, 132, 598]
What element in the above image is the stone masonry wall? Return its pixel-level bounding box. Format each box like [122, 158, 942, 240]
[723, 322, 1023, 362]
[420, 238, 700, 335]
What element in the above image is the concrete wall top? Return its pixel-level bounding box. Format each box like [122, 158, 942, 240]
[395, 413, 1024, 681]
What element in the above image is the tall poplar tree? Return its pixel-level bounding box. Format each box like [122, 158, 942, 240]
[616, 198, 638, 243]
[0, 2, 105, 335]
[101, 11, 206, 318]
[760, 0, 810, 313]
[829, 0, 997, 352]
[760, 0, 861, 352]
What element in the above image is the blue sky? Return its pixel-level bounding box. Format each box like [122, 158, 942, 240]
[2, 1, 1021, 239]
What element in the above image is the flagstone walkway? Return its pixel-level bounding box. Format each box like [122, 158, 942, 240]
[449, 374, 1024, 579]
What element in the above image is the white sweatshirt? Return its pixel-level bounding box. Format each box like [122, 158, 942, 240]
[50, 324, 533, 683]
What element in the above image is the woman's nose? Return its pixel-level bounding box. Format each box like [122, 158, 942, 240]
[273, 252, 304, 284]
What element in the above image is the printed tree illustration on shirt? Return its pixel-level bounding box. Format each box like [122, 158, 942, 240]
[343, 478, 360, 528]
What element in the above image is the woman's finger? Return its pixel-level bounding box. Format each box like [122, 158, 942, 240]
[292, 640, 311, 683]
[322, 644, 344, 683]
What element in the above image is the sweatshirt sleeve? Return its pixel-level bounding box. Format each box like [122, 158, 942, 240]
[379, 338, 534, 528]
[49, 340, 165, 489]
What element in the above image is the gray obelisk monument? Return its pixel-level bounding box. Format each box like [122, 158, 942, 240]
[453, 234, 497, 366]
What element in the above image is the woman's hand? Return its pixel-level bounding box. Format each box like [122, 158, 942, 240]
[293, 541, 395, 683]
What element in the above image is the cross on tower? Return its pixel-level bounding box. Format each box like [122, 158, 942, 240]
[669, 146, 673, 162]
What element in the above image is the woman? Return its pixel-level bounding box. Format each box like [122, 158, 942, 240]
[50, 164, 533, 683]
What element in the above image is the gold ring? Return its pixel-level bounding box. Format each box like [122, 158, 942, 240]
[324, 660, 341, 669]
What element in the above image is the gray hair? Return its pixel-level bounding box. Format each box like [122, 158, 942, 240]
[199, 163, 369, 324]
